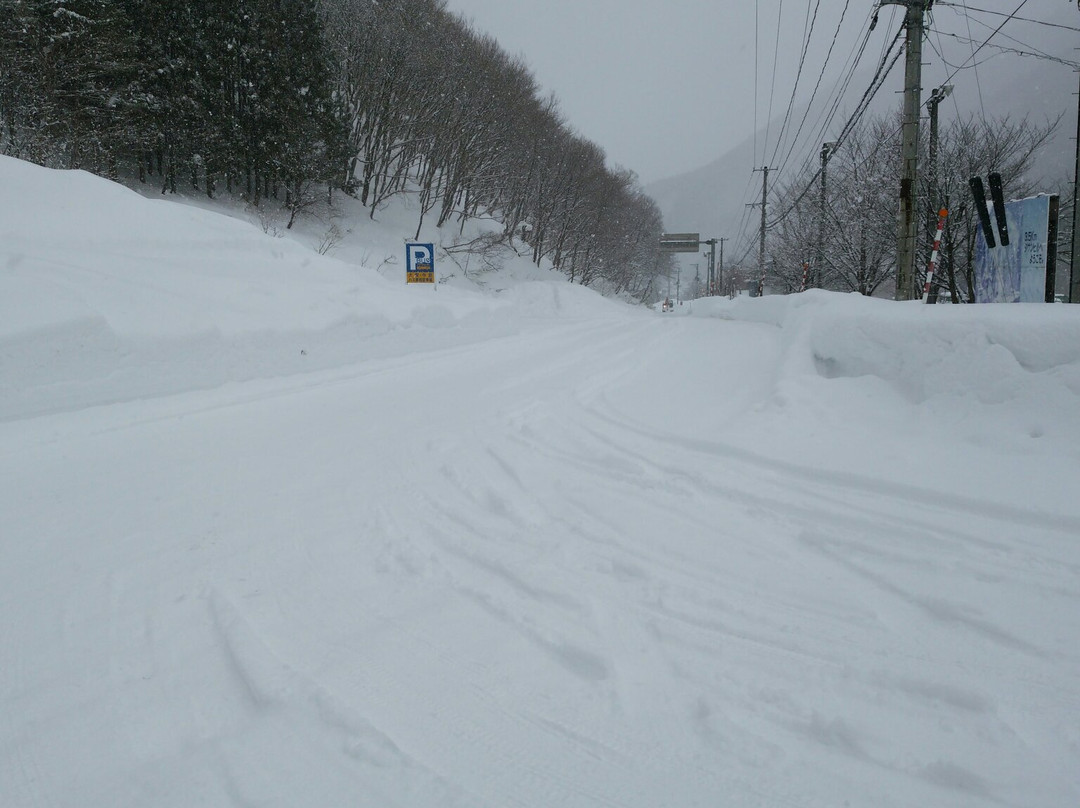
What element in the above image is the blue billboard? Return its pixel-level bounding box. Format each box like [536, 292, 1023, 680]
[974, 194, 1057, 303]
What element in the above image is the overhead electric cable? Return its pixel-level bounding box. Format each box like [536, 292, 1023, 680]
[733, 4, 901, 268]
[766, 22, 905, 229]
[929, 23, 965, 122]
[731, 6, 894, 262]
[957, 0, 989, 121]
[757, 3, 878, 214]
[768, 0, 823, 168]
[762, 0, 788, 163]
[772, 0, 853, 178]
[801, 6, 886, 171]
[936, 2, 1080, 33]
[951, 9, 1074, 66]
[938, 0, 1034, 86]
[925, 33, 997, 71]
[823, 22, 904, 161]
[754, 0, 760, 165]
[728, 171, 761, 256]
[928, 30, 1079, 68]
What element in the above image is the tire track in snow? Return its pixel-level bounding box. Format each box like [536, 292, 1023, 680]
[561, 405, 1075, 669]
[203, 587, 482, 807]
[588, 403, 1080, 537]
[452, 321, 1076, 807]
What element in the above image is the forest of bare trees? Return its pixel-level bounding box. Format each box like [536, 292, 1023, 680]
[0, 0, 673, 298]
[763, 109, 1068, 302]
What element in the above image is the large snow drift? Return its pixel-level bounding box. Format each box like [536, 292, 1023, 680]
[2, 156, 1079, 807]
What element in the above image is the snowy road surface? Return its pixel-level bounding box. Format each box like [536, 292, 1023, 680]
[2, 157, 1079, 807]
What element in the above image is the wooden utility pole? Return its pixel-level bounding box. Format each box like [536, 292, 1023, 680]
[702, 239, 718, 295]
[1071, 64, 1080, 303]
[817, 142, 837, 289]
[885, 0, 928, 301]
[753, 166, 770, 296]
[718, 237, 728, 295]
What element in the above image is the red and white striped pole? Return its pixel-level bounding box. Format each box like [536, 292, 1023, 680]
[923, 207, 948, 302]
[799, 261, 810, 292]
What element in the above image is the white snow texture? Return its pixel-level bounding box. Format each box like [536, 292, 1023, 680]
[2, 156, 1079, 807]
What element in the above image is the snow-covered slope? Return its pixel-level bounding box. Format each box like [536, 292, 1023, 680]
[0, 157, 568, 421]
[2, 157, 1079, 807]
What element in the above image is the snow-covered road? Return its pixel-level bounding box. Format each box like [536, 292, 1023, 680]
[2, 157, 1079, 807]
[5, 309, 1078, 807]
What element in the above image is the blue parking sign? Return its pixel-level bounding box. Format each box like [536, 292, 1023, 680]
[406, 243, 435, 283]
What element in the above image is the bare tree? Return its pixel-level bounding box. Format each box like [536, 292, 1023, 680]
[931, 114, 1059, 302]
[766, 110, 1059, 301]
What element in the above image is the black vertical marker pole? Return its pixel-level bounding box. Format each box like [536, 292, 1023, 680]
[988, 172, 1009, 246]
[969, 176, 996, 249]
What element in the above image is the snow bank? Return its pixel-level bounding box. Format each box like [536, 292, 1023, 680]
[0, 156, 506, 336]
[698, 289, 1080, 436]
[496, 280, 638, 319]
[684, 289, 1080, 518]
[704, 290, 1080, 397]
[0, 157, 620, 420]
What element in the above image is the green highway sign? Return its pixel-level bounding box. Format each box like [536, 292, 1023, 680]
[659, 233, 700, 252]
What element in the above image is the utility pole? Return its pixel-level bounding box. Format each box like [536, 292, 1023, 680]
[702, 239, 718, 295]
[1071, 63, 1080, 303]
[752, 166, 770, 296]
[925, 85, 953, 302]
[718, 237, 728, 296]
[817, 142, 837, 289]
[885, 0, 928, 301]
[709, 239, 717, 295]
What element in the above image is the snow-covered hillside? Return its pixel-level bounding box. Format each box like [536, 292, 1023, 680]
[2, 157, 1079, 808]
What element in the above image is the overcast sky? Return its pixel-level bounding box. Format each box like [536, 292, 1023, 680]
[441, 0, 1078, 186]
[441, 0, 892, 184]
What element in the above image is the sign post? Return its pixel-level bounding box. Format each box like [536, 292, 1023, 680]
[660, 233, 726, 296]
[659, 233, 701, 253]
[923, 207, 948, 302]
[406, 243, 435, 284]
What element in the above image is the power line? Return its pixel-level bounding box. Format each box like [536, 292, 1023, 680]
[746, 1, 881, 253]
[754, 0, 760, 165]
[928, 29, 1080, 69]
[930, 22, 965, 122]
[956, 0, 988, 122]
[731, 4, 899, 265]
[935, 1, 1080, 33]
[762, 0, 788, 163]
[766, 22, 905, 230]
[925, 33, 998, 72]
[772, 0, 854, 178]
[943, 6, 1079, 67]
[768, 0, 823, 168]
[938, 0, 1034, 87]
[727, 176, 760, 262]
[799, 7, 887, 176]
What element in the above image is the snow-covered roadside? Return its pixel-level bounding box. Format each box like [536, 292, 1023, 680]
[2, 157, 1079, 808]
[0, 157, 625, 421]
[681, 292, 1080, 511]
